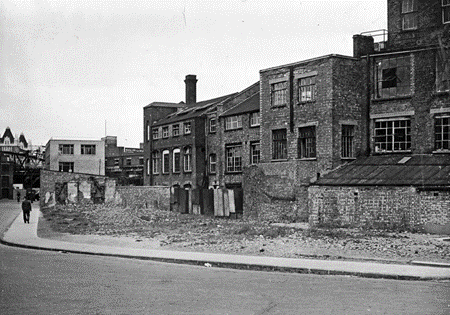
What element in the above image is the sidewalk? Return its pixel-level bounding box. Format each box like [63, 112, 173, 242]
[1, 204, 450, 281]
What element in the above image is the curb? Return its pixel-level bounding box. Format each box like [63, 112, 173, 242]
[1, 237, 449, 282]
[411, 261, 450, 269]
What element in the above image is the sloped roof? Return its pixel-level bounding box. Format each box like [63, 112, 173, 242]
[1, 127, 14, 143]
[144, 102, 185, 109]
[152, 93, 237, 127]
[19, 133, 28, 147]
[312, 154, 450, 187]
[221, 91, 260, 117]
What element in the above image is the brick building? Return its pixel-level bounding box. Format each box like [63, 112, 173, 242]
[103, 136, 144, 186]
[309, 0, 450, 231]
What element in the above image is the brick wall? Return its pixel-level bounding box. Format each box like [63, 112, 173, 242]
[309, 185, 450, 231]
[114, 186, 170, 210]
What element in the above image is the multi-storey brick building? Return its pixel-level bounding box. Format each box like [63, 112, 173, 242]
[309, 0, 450, 231]
[103, 136, 144, 186]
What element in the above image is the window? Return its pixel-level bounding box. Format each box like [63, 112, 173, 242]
[114, 158, 119, 166]
[271, 81, 287, 106]
[298, 126, 316, 159]
[225, 115, 242, 130]
[272, 129, 287, 160]
[402, 0, 417, 30]
[162, 126, 169, 138]
[299, 76, 316, 102]
[443, 0, 450, 24]
[209, 154, 217, 173]
[172, 124, 180, 137]
[184, 147, 192, 172]
[374, 56, 411, 99]
[152, 151, 160, 174]
[81, 144, 96, 155]
[437, 49, 449, 92]
[58, 144, 74, 155]
[162, 150, 169, 174]
[173, 148, 181, 173]
[146, 159, 150, 175]
[147, 122, 150, 142]
[341, 125, 355, 158]
[152, 128, 160, 140]
[250, 141, 260, 164]
[139, 157, 144, 165]
[435, 115, 450, 151]
[184, 122, 191, 134]
[126, 158, 132, 166]
[209, 118, 216, 133]
[250, 112, 260, 127]
[374, 118, 411, 153]
[59, 162, 74, 172]
[226, 144, 242, 173]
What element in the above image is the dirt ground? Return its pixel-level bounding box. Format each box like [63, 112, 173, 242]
[38, 204, 450, 264]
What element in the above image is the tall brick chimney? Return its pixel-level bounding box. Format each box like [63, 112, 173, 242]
[353, 34, 374, 58]
[185, 74, 197, 105]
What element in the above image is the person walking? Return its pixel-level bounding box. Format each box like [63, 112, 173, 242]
[21, 197, 32, 224]
[17, 190, 21, 203]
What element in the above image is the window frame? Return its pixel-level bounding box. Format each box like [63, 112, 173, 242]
[250, 112, 260, 127]
[81, 144, 96, 155]
[225, 115, 242, 131]
[184, 122, 191, 134]
[298, 126, 317, 159]
[272, 129, 287, 160]
[172, 124, 180, 137]
[59, 161, 74, 172]
[152, 128, 160, 140]
[374, 118, 411, 153]
[183, 147, 192, 172]
[152, 151, 160, 174]
[162, 150, 170, 174]
[443, 0, 450, 24]
[58, 144, 74, 155]
[341, 125, 355, 159]
[401, 0, 418, 30]
[434, 115, 450, 151]
[173, 148, 181, 173]
[299, 76, 316, 102]
[271, 81, 287, 107]
[225, 143, 243, 173]
[162, 126, 169, 138]
[250, 141, 260, 164]
[209, 117, 217, 133]
[209, 153, 217, 174]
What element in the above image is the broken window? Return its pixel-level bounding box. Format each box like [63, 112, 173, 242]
[226, 144, 242, 173]
[183, 147, 192, 172]
[172, 124, 180, 137]
[58, 144, 74, 155]
[272, 129, 287, 160]
[250, 112, 260, 127]
[184, 122, 191, 134]
[152, 128, 160, 140]
[152, 151, 159, 174]
[374, 55, 411, 99]
[59, 162, 74, 172]
[271, 81, 287, 106]
[299, 76, 316, 102]
[374, 118, 411, 153]
[162, 126, 169, 138]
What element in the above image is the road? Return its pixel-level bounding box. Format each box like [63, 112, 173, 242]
[0, 201, 449, 315]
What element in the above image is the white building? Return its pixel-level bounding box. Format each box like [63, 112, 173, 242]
[45, 139, 105, 175]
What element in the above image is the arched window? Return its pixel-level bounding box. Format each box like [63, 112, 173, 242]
[184, 147, 192, 172]
[173, 148, 181, 173]
[162, 150, 170, 174]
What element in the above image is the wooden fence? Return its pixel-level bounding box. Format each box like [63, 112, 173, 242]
[171, 188, 243, 218]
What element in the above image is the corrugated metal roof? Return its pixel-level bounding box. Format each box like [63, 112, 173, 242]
[313, 154, 450, 187]
[221, 92, 260, 117]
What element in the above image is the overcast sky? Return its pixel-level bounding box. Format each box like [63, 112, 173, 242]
[0, 0, 387, 147]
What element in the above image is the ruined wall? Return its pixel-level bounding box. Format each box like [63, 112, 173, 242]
[114, 186, 170, 211]
[243, 165, 309, 223]
[309, 185, 450, 232]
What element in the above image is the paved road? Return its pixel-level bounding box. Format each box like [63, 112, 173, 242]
[1, 201, 449, 315]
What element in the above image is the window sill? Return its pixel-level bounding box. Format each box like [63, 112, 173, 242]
[152, 173, 159, 176]
[224, 128, 243, 132]
[250, 125, 260, 128]
[341, 157, 356, 160]
[432, 150, 450, 154]
[297, 157, 317, 161]
[371, 95, 412, 102]
[373, 150, 412, 155]
[271, 159, 288, 162]
[297, 100, 316, 105]
[271, 104, 287, 109]
[225, 171, 243, 174]
[433, 90, 449, 96]
[184, 170, 192, 173]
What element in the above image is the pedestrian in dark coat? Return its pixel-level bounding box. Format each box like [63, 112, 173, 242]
[21, 198, 32, 224]
[17, 191, 21, 203]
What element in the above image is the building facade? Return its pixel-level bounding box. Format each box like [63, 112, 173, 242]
[103, 136, 144, 186]
[45, 139, 105, 175]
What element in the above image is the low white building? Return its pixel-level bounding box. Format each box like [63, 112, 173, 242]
[45, 139, 105, 175]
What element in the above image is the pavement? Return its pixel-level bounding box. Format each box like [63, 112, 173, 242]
[1, 201, 450, 281]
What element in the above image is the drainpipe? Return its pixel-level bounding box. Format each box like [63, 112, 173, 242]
[289, 66, 295, 133]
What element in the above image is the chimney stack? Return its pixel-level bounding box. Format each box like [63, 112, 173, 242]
[185, 75, 197, 105]
[353, 34, 374, 58]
